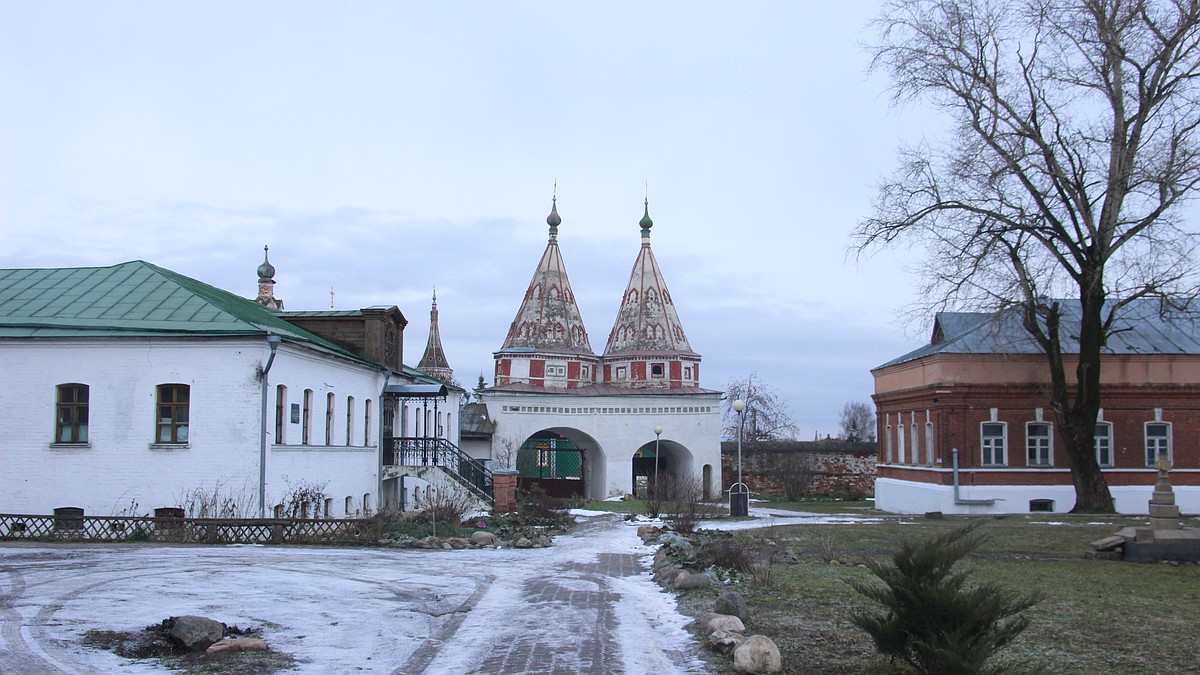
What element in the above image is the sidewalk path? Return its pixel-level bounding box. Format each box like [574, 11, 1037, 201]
[0, 514, 709, 674]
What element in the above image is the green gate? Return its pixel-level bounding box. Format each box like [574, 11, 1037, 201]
[517, 434, 584, 498]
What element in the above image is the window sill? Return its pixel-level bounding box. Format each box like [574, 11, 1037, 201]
[149, 443, 191, 450]
[49, 442, 92, 449]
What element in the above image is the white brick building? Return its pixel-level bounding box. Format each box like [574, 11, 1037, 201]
[0, 260, 416, 517]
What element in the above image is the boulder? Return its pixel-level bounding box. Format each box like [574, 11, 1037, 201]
[470, 530, 497, 546]
[733, 635, 782, 673]
[653, 565, 681, 584]
[673, 570, 712, 590]
[166, 615, 225, 652]
[707, 629, 744, 653]
[513, 537, 535, 548]
[697, 612, 745, 635]
[206, 638, 269, 654]
[714, 591, 747, 620]
[446, 537, 471, 550]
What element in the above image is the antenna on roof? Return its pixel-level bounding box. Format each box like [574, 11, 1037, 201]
[330, 287, 335, 309]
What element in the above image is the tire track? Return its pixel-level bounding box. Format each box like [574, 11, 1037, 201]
[393, 573, 494, 674]
[0, 564, 57, 674]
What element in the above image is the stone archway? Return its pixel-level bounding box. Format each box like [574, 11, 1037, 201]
[516, 428, 605, 500]
[631, 439, 695, 498]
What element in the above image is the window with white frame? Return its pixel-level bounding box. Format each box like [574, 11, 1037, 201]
[897, 423, 906, 464]
[546, 364, 566, 377]
[1145, 422, 1171, 466]
[345, 396, 355, 446]
[651, 363, 665, 377]
[885, 423, 893, 463]
[1026, 422, 1052, 466]
[925, 422, 935, 465]
[981, 422, 1007, 466]
[1095, 422, 1113, 467]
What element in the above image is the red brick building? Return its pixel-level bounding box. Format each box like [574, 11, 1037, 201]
[872, 301, 1200, 514]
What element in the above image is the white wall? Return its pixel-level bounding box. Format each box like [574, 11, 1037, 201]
[0, 336, 387, 517]
[875, 476, 1200, 515]
[482, 390, 723, 498]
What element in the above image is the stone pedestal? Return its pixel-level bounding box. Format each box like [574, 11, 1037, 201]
[1148, 452, 1181, 531]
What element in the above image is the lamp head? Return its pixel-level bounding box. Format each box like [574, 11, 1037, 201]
[654, 426, 663, 435]
[732, 399, 746, 413]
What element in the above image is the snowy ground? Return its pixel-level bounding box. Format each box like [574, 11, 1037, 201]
[0, 507, 882, 674]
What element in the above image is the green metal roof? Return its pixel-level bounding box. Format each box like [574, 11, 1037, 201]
[0, 260, 371, 363]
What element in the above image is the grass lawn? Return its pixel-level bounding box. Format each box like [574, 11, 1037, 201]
[675, 515, 1200, 674]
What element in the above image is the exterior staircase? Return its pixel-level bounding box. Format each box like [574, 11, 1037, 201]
[383, 437, 494, 507]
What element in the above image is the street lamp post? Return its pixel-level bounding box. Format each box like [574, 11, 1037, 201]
[730, 399, 749, 516]
[653, 426, 663, 479]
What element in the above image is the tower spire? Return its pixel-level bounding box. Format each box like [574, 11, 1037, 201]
[603, 200, 698, 388]
[417, 288, 454, 384]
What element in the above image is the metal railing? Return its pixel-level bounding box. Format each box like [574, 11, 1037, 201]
[384, 436, 494, 506]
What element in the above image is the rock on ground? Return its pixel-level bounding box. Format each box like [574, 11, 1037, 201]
[714, 591, 747, 620]
[733, 635, 782, 673]
[206, 638, 269, 654]
[167, 616, 225, 652]
[697, 613, 745, 635]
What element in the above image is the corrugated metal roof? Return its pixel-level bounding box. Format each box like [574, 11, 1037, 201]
[876, 298, 1200, 370]
[0, 260, 370, 363]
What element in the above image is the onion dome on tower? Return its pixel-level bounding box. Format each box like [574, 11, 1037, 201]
[603, 199, 700, 389]
[417, 288, 455, 385]
[254, 245, 284, 310]
[494, 196, 600, 389]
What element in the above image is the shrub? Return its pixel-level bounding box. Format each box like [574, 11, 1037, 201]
[848, 523, 1042, 675]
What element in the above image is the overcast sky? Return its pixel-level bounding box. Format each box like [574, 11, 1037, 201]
[0, 2, 948, 438]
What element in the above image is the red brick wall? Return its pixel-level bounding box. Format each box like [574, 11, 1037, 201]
[721, 440, 877, 498]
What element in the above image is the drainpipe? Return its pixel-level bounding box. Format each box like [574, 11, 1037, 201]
[259, 334, 282, 518]
[952, 448, 995, 506]
[377, 369, 392, 511]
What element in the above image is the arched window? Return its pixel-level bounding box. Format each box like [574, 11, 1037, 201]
[302, 389, 313, 445]
[325, 393, 335, 445]
[345, 396, 355, 446]
[275, 385, 287, 444]
[364, 399, 372, 446]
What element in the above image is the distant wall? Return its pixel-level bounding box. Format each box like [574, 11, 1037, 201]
[721, 439, 876, 498]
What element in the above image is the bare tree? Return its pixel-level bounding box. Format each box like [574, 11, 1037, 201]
[856, 0, 1200, 512]
[839, 401, 876, 441]
[723, 373, 799, 441]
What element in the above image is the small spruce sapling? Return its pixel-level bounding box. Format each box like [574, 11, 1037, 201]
[848, 523, 1042, 674]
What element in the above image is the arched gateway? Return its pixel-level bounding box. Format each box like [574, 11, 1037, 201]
[479, 196, 723, 503]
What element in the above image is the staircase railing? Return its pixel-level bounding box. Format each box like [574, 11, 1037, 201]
[384, 437, 494, 506]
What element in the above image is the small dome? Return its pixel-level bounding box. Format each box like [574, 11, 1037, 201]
[639, 199, 653, 232]
[257, 245, 276, 281]
[547, 197, 562, 230]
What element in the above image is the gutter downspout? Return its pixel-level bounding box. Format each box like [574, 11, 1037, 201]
[377, 369, 392, 512]
[952, 447, 995, 506]
[259, 334, 282, 518]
